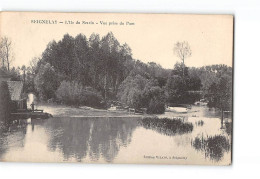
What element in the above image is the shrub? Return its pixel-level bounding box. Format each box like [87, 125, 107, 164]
[118, 75, 166, 114]
[56, 81, 104, 108]
[142, 86, 166, 114]
[147, 98, 165, 114]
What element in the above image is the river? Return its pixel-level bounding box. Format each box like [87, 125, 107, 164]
[0, 94, 232, 165]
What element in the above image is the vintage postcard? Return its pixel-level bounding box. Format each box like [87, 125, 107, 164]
[0, 12, 233, 165]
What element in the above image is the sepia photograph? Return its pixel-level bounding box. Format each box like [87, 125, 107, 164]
[0, 12, 233, 165]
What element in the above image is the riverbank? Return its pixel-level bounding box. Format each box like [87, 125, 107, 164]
[36, 103, 145, 117]
[35, 103, 221, 119]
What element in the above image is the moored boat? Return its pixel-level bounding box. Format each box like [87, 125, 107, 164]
[166, 107, 188, 113]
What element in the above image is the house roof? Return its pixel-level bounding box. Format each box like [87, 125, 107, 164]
[6, 81, 23, 101]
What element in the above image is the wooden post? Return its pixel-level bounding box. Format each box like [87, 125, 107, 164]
[221, 109, 224, 129]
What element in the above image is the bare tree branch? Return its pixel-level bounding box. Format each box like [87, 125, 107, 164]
[173, 41, 192, 77]
[0, 36, 14, 71]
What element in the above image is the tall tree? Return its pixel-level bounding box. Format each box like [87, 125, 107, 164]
[173, 41, 191, 78]
[206, 74, 232, 111]
[0, 37, 14, 71]
[89, 33, 101, 88]
[34, 63, 60, 100]
[100, 32, 120, 99]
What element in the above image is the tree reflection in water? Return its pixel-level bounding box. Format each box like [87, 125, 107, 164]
[44, 117, 138, 162]
[192, 134, 231, 162]
[0, 120, 27, 159]
[0, 115, 231, 164]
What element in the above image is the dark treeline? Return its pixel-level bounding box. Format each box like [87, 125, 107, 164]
[0, 32, 232, 114]
[189, 65, 232, 110]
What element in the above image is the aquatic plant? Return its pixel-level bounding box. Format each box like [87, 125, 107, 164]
[192, 134, 230, 161]
[140, 117, 193, 136]
[225, 121, 232, 136]
[195, 120, 204, 126]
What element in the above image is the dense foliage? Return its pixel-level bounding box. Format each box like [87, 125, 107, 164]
[39, 33, 134, 100]
[56, 81, 104, 108]
[189, 65, 233, 110]
[33, 32, 171, 113]
[117, 74, 165, 114]
[34, 63, 60, 100]
[165, 63, 202, 105]
[1, 33, 232, 114]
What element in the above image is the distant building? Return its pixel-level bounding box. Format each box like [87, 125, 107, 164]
[0, 71, 27, 112]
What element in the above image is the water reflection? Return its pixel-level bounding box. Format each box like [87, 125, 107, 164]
[0, 106, 232, 164]
[44, 117, 138, 162]
[0, 121, 27, 159]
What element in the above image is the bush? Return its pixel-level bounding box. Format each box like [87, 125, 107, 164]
[56, 81, 104, 108]
[142, 86, 166, 114]
[147, 98, 165, 114]
[118, 75, 166, 114]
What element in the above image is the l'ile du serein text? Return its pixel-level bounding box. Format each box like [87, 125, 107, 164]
[30, 20, 135, 26]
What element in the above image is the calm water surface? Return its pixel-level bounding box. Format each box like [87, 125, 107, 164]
[0, 105, 231, 165]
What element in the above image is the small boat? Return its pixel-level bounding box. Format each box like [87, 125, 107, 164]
[107, 106, 117, 111]
[79, 106, 92, 110]
[187, 105, 192, 109]
[166, 107, 188, 113]
[135, 108, 147, 114]
[195, 99, 208, 106]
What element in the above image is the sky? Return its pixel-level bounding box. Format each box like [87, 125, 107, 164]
[0, 12, 233, 69]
